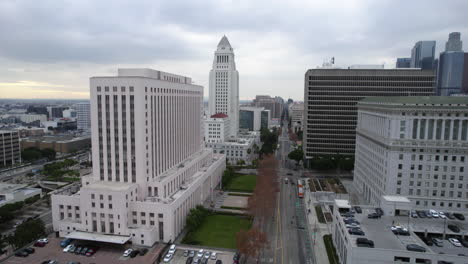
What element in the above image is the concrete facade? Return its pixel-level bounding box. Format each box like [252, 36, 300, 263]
[0, 130, 20, 167]
[75, 102, 91, 132]
[354, 97, 468, 210]
[204, 114, 230, 143]
[51, 69, 225, 246]
[21, 135, 91, 154]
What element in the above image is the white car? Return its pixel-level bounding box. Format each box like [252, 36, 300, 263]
[63, 244, 73, 252]
[390, 226, 408, 232]
[163, 253, 173, 262]
[439, 212, 446, 219]
[37, 238, 49, 244]
[123, 249, 133, 257]
[204, 251, 211, 259]
[168, 244, 176, 254]
[449, 238, 462, 247]
[197, 249, 204, 258]
[211, 252, 217, 260]
[429, 209, 439, 218]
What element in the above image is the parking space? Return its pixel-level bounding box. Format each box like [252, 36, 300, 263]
[163, 246, 234, 264]
[3, 236, 164, 264]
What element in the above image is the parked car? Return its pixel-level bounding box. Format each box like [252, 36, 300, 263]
[448, 224, 460, 233]
[169, 244, 176, 254]
[348, 228, 365, 236]
[421, 236, 433, 246]
[123, 249, 133, 257]
[354, 206, 362, 214]
[375, 208, 384, 216]
[424, 211, 432, 218]
[184, 249, 189, 257]
[341, 212, 354, 218]
[429, 209, 439, 218]
[37, 238, 49, 244]
[68, 245, 77, 253]
[439, 212, 447, 219]
[63, 244, 73, 252]
[459, 239, 468, 248]
[367, 213, 380, 219]
[453, 213, 465, 221]
[186, 257, 194, 264]
[345, 223, 360, 229]
[193, 258, 201, 264]
[216, 260, 223, 264]
[86, 248, 96, 256]
[211, 252, 217, 260]
[356, 238, 374, 248]
[74, 246, 83, 254]
[60, 238, 72, 247]
[432, 238, 443, 247]
[406, 244, 426, 252]
[204, 251, 211, 259]
[410, 210, 418, 218]
[24, 247, 35, 254]
[34, 241, 46, 247]
[197, 249, 204, 258]
[446, 212, 456, 220]
[449, 238, 462, 247]
[201, 258, 208, 264]
[417, 210, 427, 218]
[130, 250, 140, 258]
[344, 218, 360, 224]
[189, 250, 195, 257]
[139, 248, 148, 256]
[391, 226, 409, 236]
[163, 253, 173, 263]
[14, 250, 28, 257]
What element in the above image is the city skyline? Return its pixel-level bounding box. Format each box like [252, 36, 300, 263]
[0, 0, 467, 101]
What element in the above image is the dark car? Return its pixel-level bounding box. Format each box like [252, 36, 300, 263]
[460, 239, 468, 248]
[74, 246, 82, 254]
[186, 257, 193, 264]
[453, 213, 465, 221]
[130, 250, 140, 258]
[15, 250, 28, 257]
[344, 218, 360, 224]
[233, 253, 240, 261]
[348, 228, 365, 236]
[367, 213, 380, 219]
[446, 212, 456, 220]
[24, 247, 35, 254]
[448, 224, 460, 233]
[424, 211, 432, 218]
[139, 248, 148, 256]
[215, 260, 222, 264]
[341, 212, 355, 218]
[375, 208, 384, 216]
[34, 241, 46, 247]
[86, 248, 96, 256]
[421, 236, 433, 246]
[201, 258, 208, 264]
[417, 210, 427, 218]
[392, 228, 410, 236]
[354, 206, 362, 214]
[80, 247, 88, 255]
[356, 238, 374, 248]
[432, 238, 443, 247]
[406, 244, 426, 252]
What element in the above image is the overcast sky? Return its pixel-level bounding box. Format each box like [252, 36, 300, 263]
[0, 0, 467, 101]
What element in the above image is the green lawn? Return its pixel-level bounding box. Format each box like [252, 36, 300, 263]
[225, 174, 257, 192]
[183, 214, 251, 249]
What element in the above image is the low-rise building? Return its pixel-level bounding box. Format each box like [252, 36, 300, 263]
[0, 130, 20, 167]
[205, 132, 259, 165]
[239, 106, 269, 131]
[204, 113, 230, 143]
[288, 102, 304, 133]
[332, 198, 468, 264]
[354, 96, 468, 210]
[21, 135, 91, 153]
[0, 183, 42, 206]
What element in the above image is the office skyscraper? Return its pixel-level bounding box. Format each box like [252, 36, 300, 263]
[208, 36, 239, 138]
[75, 102, 91, 132]
[411, 41, 436, 70]
[396, 58, 411, 68]
[303, 68, 435, 164]
[446, 32, 463, 52]
[437, 32, 467, 96]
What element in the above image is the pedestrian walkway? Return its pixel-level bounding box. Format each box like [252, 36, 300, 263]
[304, 183, 332, 264]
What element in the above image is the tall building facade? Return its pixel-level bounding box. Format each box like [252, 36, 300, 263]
[0, 130, 20, 167]
[396, 57, 411, 68]
[253, 95, 284, 119]
[303, 69, 435, 162]
[437, 32, 467, 96]
[239, 107, 265, 131]
[354, 97, 468, 210]
[47, 106, 69, 119]
[52, 69, 225, 246]
[288, 102, 304, 133]
[75, 102, 91, 132]
[411, 41, 436, 70]
[208, 36, 239, 138]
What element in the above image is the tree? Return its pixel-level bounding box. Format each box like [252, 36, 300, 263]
[288, 148, 304, 165]
[40, 148, 56, 161]
[8, 219, 45, 249]
[237, 159, 246, 165]
[236, 227, 268, 261]
[21, 147, 42, 162]
[246, 148, 251, 154]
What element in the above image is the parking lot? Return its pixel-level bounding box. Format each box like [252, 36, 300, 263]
[3, 236, 163, 264]
[163, 246, 235, 264]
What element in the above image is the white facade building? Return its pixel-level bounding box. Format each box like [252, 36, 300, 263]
[75, 102, 91, 132]
[354, 96, 468, 210]
[63, 109, 77, 118]
[208, 36, 239, 138]
[0, 183, 41, 206]
[204, 113, 230, 143]
[51, 69, 225, 246]
[205, 131, 259, 165]
[288, 102, 304, 132]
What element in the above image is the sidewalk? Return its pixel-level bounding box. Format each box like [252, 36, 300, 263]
[304, 183, 331, 264]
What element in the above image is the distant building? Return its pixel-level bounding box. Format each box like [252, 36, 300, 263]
[396, 57, 411, 68]
[303, 69, 435, 161]
[75, 102, 91, 132]
[239, 107, 266, 131]
[354, 96, 468, 210]
[205, 113, 230, 143]
[21, 135, 90, 154]
[208, 36, 239, 138]
[260, 110, 270, 130]
[62, 109, 77, 118]
[288, 102, 303, 133]
[0, 184, 41, 206]
[437, 32, 467, 96]
[0, 130, 20, 167]
[411, 41, 436, 70]
[254, 95, 284, 119]
[47, 106, 69, 119]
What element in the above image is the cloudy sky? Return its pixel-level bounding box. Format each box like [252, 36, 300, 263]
[0, 0, 467, 101]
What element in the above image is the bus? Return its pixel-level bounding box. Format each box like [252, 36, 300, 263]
[298, 186, 304, 198]
[297, 179, 304, 188]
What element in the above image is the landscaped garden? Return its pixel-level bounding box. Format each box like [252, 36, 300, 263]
[183, 210, 252, 248]
[224, 173, 257, 192]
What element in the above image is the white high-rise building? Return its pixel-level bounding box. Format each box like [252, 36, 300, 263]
[75, 102, 91, 132]
[51, 69, 225, 246]
[354, 96, 468, 210]
[208, 36, 239, 138]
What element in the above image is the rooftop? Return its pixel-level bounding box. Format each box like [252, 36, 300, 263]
[210, 113, 229, 118]
[85, 181, 135, 192]
[359, 96, 468, 106]
[0, 183, 27, 194]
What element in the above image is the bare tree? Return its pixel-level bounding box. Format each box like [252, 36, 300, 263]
[236, 227, 268, 262]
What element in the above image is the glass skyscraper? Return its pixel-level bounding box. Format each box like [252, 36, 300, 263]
[411, 41, 436, 70]
[437, 32, 466, 96]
